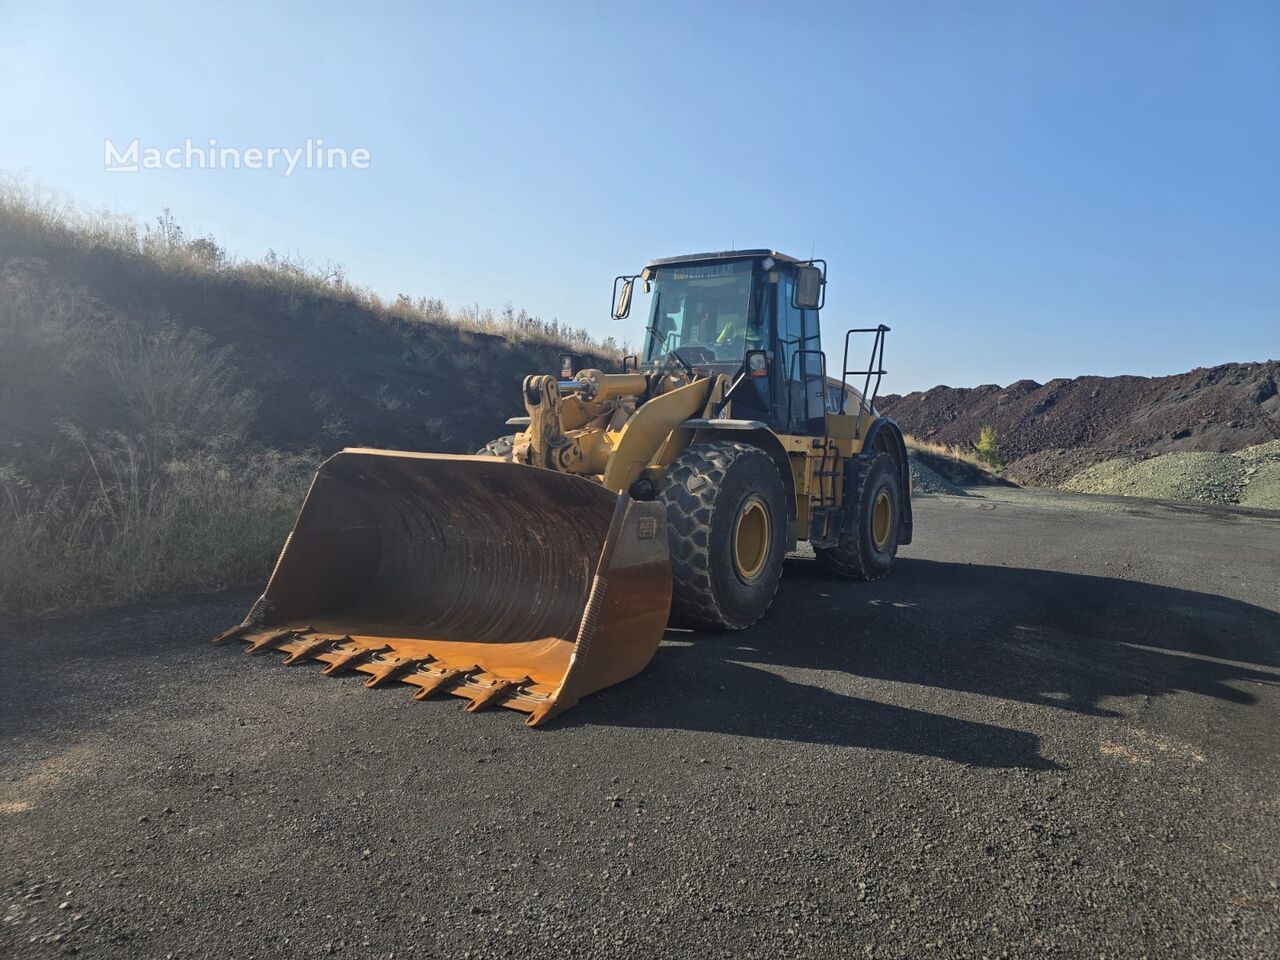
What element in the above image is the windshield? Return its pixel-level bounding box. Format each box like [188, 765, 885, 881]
[642, 260, 759, 367]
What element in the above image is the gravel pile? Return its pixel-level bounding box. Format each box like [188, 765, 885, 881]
[907, 454, 965, 496]
[880, 361, 1280, 483]
[1237, 440, 1280, 509]
[1060, 440, 1280, 509]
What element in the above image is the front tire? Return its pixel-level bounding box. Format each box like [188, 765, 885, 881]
[815, 451, 902, 580]
[657, 441, 788, 630]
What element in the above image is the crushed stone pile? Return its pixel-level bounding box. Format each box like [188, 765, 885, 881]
[1060, 440, 1280, 509]
[907, 455, 965, 496]
[1235, 440, 1280, 509]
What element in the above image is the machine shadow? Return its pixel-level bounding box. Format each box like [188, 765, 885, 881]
[563, 558, 1280, 767]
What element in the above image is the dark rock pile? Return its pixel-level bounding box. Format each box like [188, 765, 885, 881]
[881, 361, 1280, 485]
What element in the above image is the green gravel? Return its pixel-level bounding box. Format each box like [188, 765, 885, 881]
[1237, 440, 1280, 509]
[1060, 440, 1280, 509]
[907, 455, 965, 496]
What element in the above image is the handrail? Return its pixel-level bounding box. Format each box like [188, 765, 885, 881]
[838, 326, 890, 436]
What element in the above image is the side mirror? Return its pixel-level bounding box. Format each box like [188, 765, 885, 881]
[793, 263, 826, 310]
[612, 275, 635, 320]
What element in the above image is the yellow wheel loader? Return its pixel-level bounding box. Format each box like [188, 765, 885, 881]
[214, 250, 913, 725]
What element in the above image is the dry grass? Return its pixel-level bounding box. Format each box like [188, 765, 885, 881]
[903, 433, 991, 471]
[0, 177, 623, 357]
[903, 432, 1012, 490]
[1, 444, 313, 617]
[0, 178, 627, 618]
[0, 194, 310, 617]
[0, 261, 316, 616]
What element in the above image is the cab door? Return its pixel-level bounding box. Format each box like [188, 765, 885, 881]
[774, 274, 826, 435]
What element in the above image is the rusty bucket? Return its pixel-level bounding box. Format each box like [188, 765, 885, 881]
[214, 449, 671, 725]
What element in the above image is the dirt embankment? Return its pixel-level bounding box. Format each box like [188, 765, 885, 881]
[880, 362, 1280, 487]
[0, 217, 616, 462]
[0, 190, 616, 616]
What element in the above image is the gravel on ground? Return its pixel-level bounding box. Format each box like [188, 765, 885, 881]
[3, 490, 1279, 959]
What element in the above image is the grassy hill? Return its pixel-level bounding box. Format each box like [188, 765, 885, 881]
[0, 184, 619, 616]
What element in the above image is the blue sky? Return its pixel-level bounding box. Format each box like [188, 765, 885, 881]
[1, 0, 1276, 392]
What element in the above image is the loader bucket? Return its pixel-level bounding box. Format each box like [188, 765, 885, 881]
[213, 449, 671, 725]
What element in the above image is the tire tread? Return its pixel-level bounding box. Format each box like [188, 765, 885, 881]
[814, 451, 898, 581]
[658, 440, 785, 630]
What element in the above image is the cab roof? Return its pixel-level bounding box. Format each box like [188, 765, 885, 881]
[643, 249, 803, 269]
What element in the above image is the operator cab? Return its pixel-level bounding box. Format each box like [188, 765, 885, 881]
[619, 250, 831, 435]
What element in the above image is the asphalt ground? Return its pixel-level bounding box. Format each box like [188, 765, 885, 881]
[3, 488, 1278, 959]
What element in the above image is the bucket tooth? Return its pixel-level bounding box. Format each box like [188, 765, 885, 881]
[412, 667, 476, 701]
[245, 628, 311, 655]
[320, 643, 390, 676]
[212, 623, 253, 646]
[209, 453, 673, 725]
[363, 654, 432, 688]
[281, 635, 340, 665]
[212, 597, 271, 645]
[463, 678, 527, 713]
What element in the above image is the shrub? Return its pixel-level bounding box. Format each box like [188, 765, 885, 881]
[0, 247, 316, 617]
[0, 176, 621, 356]
[0, 442, 313, 617]
[0, 178, 624, 617]
[974, 425, 1004, 470]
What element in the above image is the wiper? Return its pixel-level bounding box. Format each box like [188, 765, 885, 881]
[642, 327, 684, 372]
[644, 327, 695, 376]
[644, 323, 670, 357]
[665, 349, 695, 376]
[641, 291, 666, 363]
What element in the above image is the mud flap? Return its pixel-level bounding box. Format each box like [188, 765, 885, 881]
[213, 449, 671, 725]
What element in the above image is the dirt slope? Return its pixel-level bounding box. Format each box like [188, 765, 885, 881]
[880, 362, 1280, 485]
[0, 206, 615, 462]
[0, 194, 626, 616]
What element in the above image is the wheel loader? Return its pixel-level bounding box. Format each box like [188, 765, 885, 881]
[214, 250, 913, 725]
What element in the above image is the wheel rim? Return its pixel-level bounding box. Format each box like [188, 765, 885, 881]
[872, 489, 893, 550]
[733, 495, 771, 582]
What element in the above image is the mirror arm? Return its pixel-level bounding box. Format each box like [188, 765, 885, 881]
[612, 274, 639, 320]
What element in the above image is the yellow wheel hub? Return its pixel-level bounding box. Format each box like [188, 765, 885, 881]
[733, 495, 771, 582]
[872, 489, 893, 550]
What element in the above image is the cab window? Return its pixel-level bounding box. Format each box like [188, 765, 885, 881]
[775, 275, 825, 432]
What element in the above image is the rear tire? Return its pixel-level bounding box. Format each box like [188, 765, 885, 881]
[475, 435, 515, 460]
[815, 451, 902, 580]
[657, 441, 788, 630]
